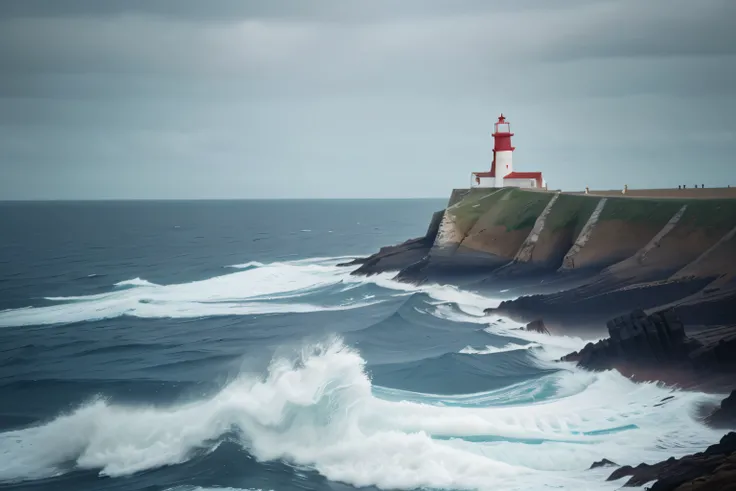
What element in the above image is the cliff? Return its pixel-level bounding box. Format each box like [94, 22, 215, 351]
[349, 187, 736, 330]
[426, 188, 736, 280]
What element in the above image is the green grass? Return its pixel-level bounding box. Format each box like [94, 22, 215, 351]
[677, 199, 736, 229]
[595, 197, 736, 230]
[598, 197, 684, 224]
[491, 190, 554, 231]
[445, 189, 736, 243]
[449, 188, 513, 234]
[544, 194, 599, 235]
[447, 189, 553, 235]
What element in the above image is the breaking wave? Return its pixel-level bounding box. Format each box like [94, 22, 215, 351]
[0, 339, 722, 490]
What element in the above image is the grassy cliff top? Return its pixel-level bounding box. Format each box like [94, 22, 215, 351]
[447, 188, 736, 240]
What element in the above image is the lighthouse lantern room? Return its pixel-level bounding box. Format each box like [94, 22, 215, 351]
[472, 114, 545, 189]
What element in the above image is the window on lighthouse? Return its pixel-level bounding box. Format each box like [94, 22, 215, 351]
[496, 123, 510, 133]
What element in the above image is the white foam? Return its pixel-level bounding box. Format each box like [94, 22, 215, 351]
[0, 259, 377, 327]
[430, 304, 595, 364]
[114, 277, 158, 288]
[226, 261, 265, 269]
[362, 274, 500, 315]
[459, 342, 540, 355]
[0, 256, 514, 328]
[0, 340, 721, 490]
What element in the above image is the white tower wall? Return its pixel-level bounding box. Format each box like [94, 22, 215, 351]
[495, 151, 513, 179]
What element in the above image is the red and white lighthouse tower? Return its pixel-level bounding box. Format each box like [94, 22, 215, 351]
[472, 113, 545, 189]
[491, 114, 515, 185]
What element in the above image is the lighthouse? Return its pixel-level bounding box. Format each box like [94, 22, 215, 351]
[472, 114, 545, 189]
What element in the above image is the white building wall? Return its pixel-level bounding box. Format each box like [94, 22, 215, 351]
[503, 178, 539, 189]
[473, 177, 496, 188]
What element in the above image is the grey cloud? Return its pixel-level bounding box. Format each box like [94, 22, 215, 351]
[540, 0, 736, 60]
[0, 0, 602, 23]
[1, 0, 735, 200]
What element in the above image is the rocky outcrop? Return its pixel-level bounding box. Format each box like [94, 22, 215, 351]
[560, 309, 695, 370]
[341, 209, 445, 276]
[524, 319, 549, 335]
[560, 308, 736, 389]
[589, 459, 618, 469]
[606, 432, 736, 490]
[338, 236, 431, 276]
[706, 390, 736, 429]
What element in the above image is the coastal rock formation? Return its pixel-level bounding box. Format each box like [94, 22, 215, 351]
[560, 309, 692, 369]
[606, 432, 736, 490]
[706, 390, 736, 429]
[560, 309, 736, 376]
[589, 458, 618, 470]
[339, 236, 431, 276]
[339, 210, 445, 276]
[524, 319, 550, 335]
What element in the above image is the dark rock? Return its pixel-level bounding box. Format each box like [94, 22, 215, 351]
[560, 309, 710, 372]
[524, 319, 550, 335]
[607, 432, 736, 490]
[346, 209, 446, 277]
[706, 390, 736, 428]
[348, 237, 432, 276]
[336, 258, 366, 267]
[589, 458, 618, 469]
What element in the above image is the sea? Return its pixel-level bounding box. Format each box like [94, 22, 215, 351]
[0, 200, 724, 491]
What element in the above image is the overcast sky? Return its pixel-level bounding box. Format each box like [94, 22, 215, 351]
[1, 0, 734, 199]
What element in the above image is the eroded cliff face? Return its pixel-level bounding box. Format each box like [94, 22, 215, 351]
[415, 188, 736, 284]
[350, 188, 736, 285]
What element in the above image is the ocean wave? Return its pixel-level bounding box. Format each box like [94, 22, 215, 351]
[369, 349, 558, 395]
[0, 256, 509, 329]
[0, 339, 721, 490]
[114, 277, 159, 288]
[0, 259, 379, 328]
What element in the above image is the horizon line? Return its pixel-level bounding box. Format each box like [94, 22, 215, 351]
[0, 196, 449, 203]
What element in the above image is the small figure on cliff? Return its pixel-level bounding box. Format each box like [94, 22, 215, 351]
[585, 186, 589, 195]
[622, 184, 628, 195]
